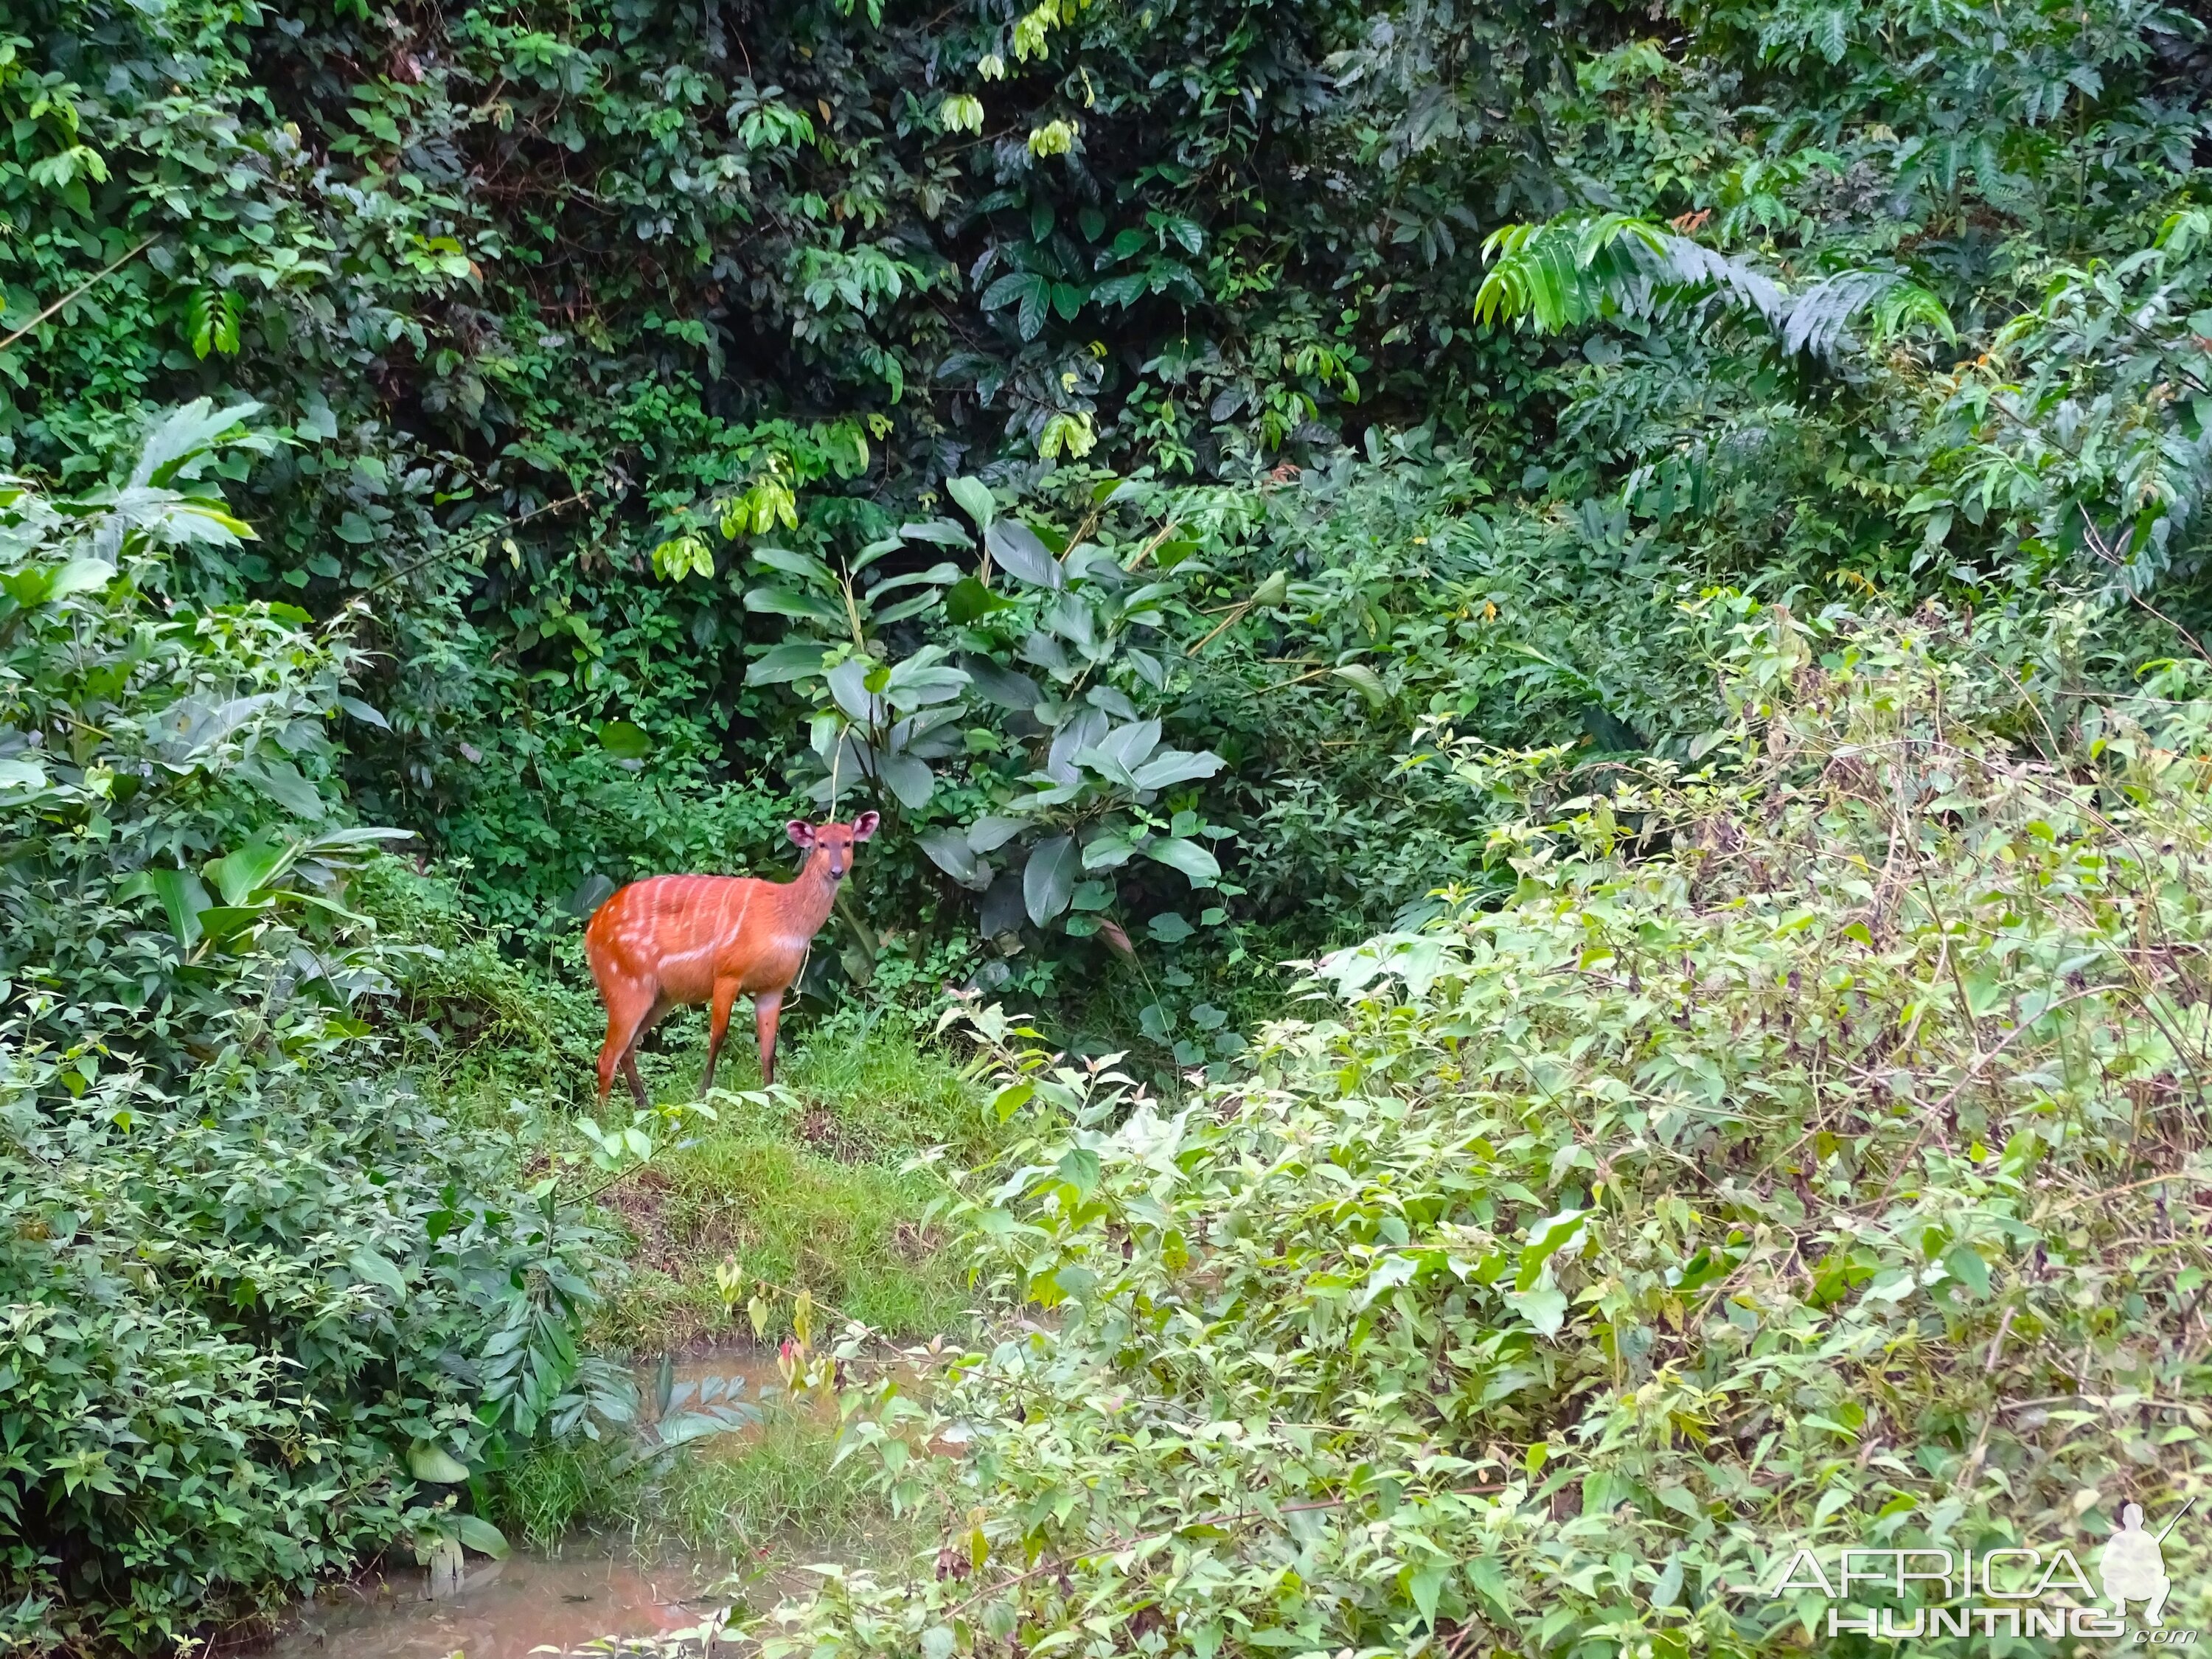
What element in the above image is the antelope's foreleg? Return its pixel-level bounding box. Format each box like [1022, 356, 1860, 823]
[700, 977, 740, 1096]
[754, 990, 785, 1088]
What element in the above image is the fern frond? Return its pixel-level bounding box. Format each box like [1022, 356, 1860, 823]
[1474, 213, 1954, 363]
[1778, 270, 1894, 357]
[1870, 280, 1956, 347]
[1646, 233, 1786, 324]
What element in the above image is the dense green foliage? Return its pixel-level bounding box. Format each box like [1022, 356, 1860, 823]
[6, 0, 2205, 1043]
[0, 411, 629, 1648]
[5, 0, 2212, 1645]
[796, 605, 2212, 1658]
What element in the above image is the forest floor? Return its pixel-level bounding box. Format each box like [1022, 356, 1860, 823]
[587, 1009, 990, 1357]
[477, 1008, 993, 1581]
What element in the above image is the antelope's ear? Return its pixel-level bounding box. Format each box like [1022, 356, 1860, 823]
[851, 810, 880, 841]
[787, 819, 816, 847]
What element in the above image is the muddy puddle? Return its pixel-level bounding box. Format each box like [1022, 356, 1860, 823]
[262, 1345, 938, 1659]
[638, 1346, 821, 1443]
[262, 1551, 720, 1658]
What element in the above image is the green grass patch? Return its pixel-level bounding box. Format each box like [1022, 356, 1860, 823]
[491, 1401, 883, 1559]
[594, 1008, 993, 1354]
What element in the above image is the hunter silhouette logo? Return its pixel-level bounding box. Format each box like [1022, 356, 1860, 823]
[1762, 1496, 2198, 1644]
[2104, 1500, 2190, 1629]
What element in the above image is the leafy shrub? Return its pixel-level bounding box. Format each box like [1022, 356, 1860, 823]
[0, 407, 624, 1649]
[10, 0, 2203, 1058]
[783, 602, 2212, 1658]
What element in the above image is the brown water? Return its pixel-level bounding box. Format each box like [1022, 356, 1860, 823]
[639, 1346, 813, 1436]
[263, 1553, 720, 1659]
[261, 1344, 930, 1659]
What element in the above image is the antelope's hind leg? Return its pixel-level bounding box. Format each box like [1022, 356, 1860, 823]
[597, 983, 655, 1109]
[600, 989, 669, 1110]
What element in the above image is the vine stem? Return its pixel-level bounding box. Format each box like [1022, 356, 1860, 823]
[0, 236, 156, 352]
[363, 490, 595, 595]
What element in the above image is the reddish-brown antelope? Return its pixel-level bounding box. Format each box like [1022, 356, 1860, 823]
[584, 813, 879, 1106]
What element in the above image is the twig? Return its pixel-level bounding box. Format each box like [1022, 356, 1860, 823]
[1121, 520, 1180, 571]
[363, 490, 594, 595]
[1983, 1304, 2017, 1373]
[2043, 1166, 2208, 1217]
[1186, 602, 1253, 656]
[1866, 983, 2124, 1212]
[2157, 1496, 2197, 1543]
[2081, 521, 2212, 667]
[0, 236, 157, 352]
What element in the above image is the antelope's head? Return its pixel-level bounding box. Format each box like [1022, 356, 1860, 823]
[788, 811, 880, 880]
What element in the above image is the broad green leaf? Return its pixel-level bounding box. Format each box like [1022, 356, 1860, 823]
[919, 827, 983, 886]
[852, 535, 907, 574]
[238, 757, 331, 820]
[1408, 1560, 1449, 1624]
[876, 752, 935, 809]
[1517, 1208, 1589, 1290]
[349, 1247, 408, 1298]
[987, 521, 1062, 588]
[1331, 663, 1387, 708]
[408, 1440, 470, 1484]
[299, 825, 414, 855]
[1144, 835, 1220, 886]
[962, 657, 1040, 709]
[945, 476, 995, 533]
[46, 557, 116, 603]
[864, 562, 961, 602]
[751, 545, 839, 589]
[900, 517, 973, 547]
[565, 873, 617, 917]
[746, 641, 835, 684]
[1085, 684, 1140, 720]
[1130, 749, 1224, 790]
[1082, 832, 1137, 870]
[1074, 742, 1138, 788]
[1467, 1557, 1515, 1618]
[945, 575, 1016, 625]
[827, 658, 883, 722]
[206, 841, 294, 906]
[967, 815, 1026, 852]
[128, 397, 264, 488]
[1503, 1281, 1568, 1337]
[455, 1515, 510, 1559]
[597, 720, 653, 759]
[145, 868, 211, 947]
[744, 586, 847, 625]
[194, 904, 271, 943]
[1944, 1243, 1992, 1299]
[1093, 718, 1161, 774]
[883, 658, 970, 709]
[1024, 833, 1079, 923]
[873, 591, 947, 626]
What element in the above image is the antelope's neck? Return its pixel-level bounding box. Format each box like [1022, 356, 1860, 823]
[776, 847, 842, 934]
